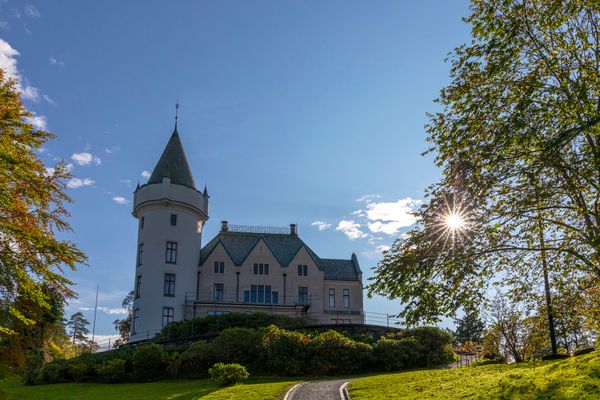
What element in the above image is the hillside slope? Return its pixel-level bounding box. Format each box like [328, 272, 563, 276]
[349, 351, 600, 399]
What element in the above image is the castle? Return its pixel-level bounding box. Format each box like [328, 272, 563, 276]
[129, 115, 364, 342]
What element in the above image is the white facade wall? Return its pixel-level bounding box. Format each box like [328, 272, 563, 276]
[130, 178, 208, 342]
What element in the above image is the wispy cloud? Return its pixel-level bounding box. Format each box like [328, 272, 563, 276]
[105, 146, 120, 154]
[363, 198, 420, 235]
[112, 196, 128, 205]
[80, 306, 127, 315]
[71, 152, 102, 166]
[356, 194, 381, 203]
[48, 56, 64, 67]
[141, 170, 151, 179]
[67, 177, 94, 189]
[362, 244, 391, 259]
[0, 38, 40, 101]
[311, 220, 331, 231]
[0, 20, 9, 30]
[24, 5, 41, 18]
[119, 179, 131, 185]
[336, 219, 368, 240]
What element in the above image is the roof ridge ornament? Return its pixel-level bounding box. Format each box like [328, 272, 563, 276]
[174, 99, 179, 133]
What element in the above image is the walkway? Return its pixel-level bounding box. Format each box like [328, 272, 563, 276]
[286, 379, 351, 400]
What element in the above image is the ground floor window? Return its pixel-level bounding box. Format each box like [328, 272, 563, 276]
[245, 285, 278, 304]
[298, 286, 308, 305]
[213, 283, 224, 302]
[132, 308, 139, 334]
[162, 307, 174, 327]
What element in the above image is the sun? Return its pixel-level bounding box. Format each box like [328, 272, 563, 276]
[444, 213, 465, 231]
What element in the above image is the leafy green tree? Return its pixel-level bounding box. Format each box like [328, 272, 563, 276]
[66, 312, 90, 345]
[454, 312, 485, 345]
[369, 0, 599, 331]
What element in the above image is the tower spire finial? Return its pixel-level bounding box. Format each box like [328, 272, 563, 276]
[174, 98, 179, 132]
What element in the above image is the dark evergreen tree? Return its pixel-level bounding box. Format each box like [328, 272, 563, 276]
[454, 312, 485, 345]
[66, 312, 90, 345]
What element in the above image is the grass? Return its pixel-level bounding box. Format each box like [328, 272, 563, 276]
[349, 350, 600, 399]
[0, 376, 300, 400]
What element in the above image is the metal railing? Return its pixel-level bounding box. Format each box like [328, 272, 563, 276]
[228, 224, 291, 234]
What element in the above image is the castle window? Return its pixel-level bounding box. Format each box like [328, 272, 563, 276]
[135, 275, 141, 298]
[213, 283, 224, 302]
[132, 309, 139, 334]
[249, 284, 274, 304]
[166, 241, 177, 264]
[329, 288, 336, 308]
[164, 273, 176, 297]
[137, 243, 144, 266]
[343, 288, 350, 308]
[253, 263, 269, 275]
[170, 214, 177, 226]
[298, 286, 308, 305]
[214, 261, 225, 274]
[297, 265, 308, 276]
[140, 216, 144, 229]
[162, 307, 174, 327]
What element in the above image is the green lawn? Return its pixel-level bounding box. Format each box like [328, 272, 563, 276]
[349, 351, 600, 399]
[0, 377, 300, 400]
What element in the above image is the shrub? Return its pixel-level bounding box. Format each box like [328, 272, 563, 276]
[96, 359, 127, 383]
[179, 341, 215, 378]
[40, 362, 63, 384]
[165, 352, 181, 378]
[260, 325, 310, 375]
[209, 328, 262, 371]
[208, 362, 249, 386]
[67, 363, 89, 383]
[308, 330, 373, 375]
[132, 344, 165, 382]
[155, 312, 314, 341]
[395, 327, 454, 366]
[374, 337, 422, 371]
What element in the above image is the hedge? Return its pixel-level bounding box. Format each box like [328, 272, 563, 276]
[34, 325, 453, 384]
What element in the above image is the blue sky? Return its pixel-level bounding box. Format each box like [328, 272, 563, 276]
[1, 0, 470, 342]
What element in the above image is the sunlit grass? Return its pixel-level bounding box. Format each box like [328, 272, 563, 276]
[349, 351, 600, 399]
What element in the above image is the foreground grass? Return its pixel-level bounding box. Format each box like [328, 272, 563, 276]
[349, 350, 600, 399]
[0, 376, 299, 400]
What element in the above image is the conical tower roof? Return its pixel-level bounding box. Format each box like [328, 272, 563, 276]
[147, 127, 197, 189]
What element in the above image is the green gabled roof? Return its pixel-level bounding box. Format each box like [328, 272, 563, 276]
[147, 129, 196, 189]
[199, 231, 361, 281]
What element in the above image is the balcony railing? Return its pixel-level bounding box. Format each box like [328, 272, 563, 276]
[185, 291, 307, 307]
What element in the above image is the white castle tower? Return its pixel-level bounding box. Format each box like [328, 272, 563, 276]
[129, 107, 209, 341]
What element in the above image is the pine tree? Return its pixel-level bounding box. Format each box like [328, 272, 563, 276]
[66, 312, 90, 345]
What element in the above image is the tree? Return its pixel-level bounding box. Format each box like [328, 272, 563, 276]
[454, 311, 485, 345]
[0, 69, 86, 371]
[113, 291, 134, 346]
[0, 68, 86, 327]
[66, 312, 90, 346]
[369, 0, 599, 336]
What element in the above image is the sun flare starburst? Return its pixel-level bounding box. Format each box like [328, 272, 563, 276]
[428, 196, 471, 254]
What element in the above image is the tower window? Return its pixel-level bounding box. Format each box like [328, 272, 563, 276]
[298, 265, 308, 276]
[213, 283, 224, 302]
[137, 243, 144, 266]
[329, 288, 336, 308]
[298, 286, 308, 305]
[253, 263, 269, 275]
[140, 217, 144, 229]
[214, 261, 225, 274]
[170, 214, 177, 226]
[132, 308, 139, 334]
[343, 288, 350, 308]
[164, 273, 176, 297]
[162, 307, 174, 327]
[166, 241, 177, 264]
[135, 275, 141, 298]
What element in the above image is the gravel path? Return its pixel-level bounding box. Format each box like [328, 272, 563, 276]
[286, 379, 351, 400]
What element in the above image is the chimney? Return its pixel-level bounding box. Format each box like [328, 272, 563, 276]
[290, 224, 297, 235]
[221, 220, 229, 232]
